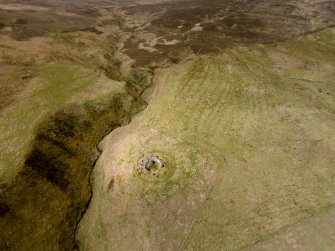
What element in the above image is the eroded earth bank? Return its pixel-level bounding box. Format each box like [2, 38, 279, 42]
[0, 0, 334, 250]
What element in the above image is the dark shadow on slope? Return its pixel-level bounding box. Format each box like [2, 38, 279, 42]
[0, 94, 131, 251]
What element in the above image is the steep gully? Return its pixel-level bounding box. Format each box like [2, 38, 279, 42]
[0, 16, 151, 250]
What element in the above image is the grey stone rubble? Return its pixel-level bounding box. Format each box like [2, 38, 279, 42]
[137, 155, 165, 174]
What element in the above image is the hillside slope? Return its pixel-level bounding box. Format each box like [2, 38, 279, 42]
[78, 28, 335, 250]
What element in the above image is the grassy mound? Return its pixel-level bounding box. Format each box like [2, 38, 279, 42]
[77, 28, 335, 250]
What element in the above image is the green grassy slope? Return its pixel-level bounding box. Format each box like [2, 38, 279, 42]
[0, 63, 123, 183]
[78, 28, 335, 250]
